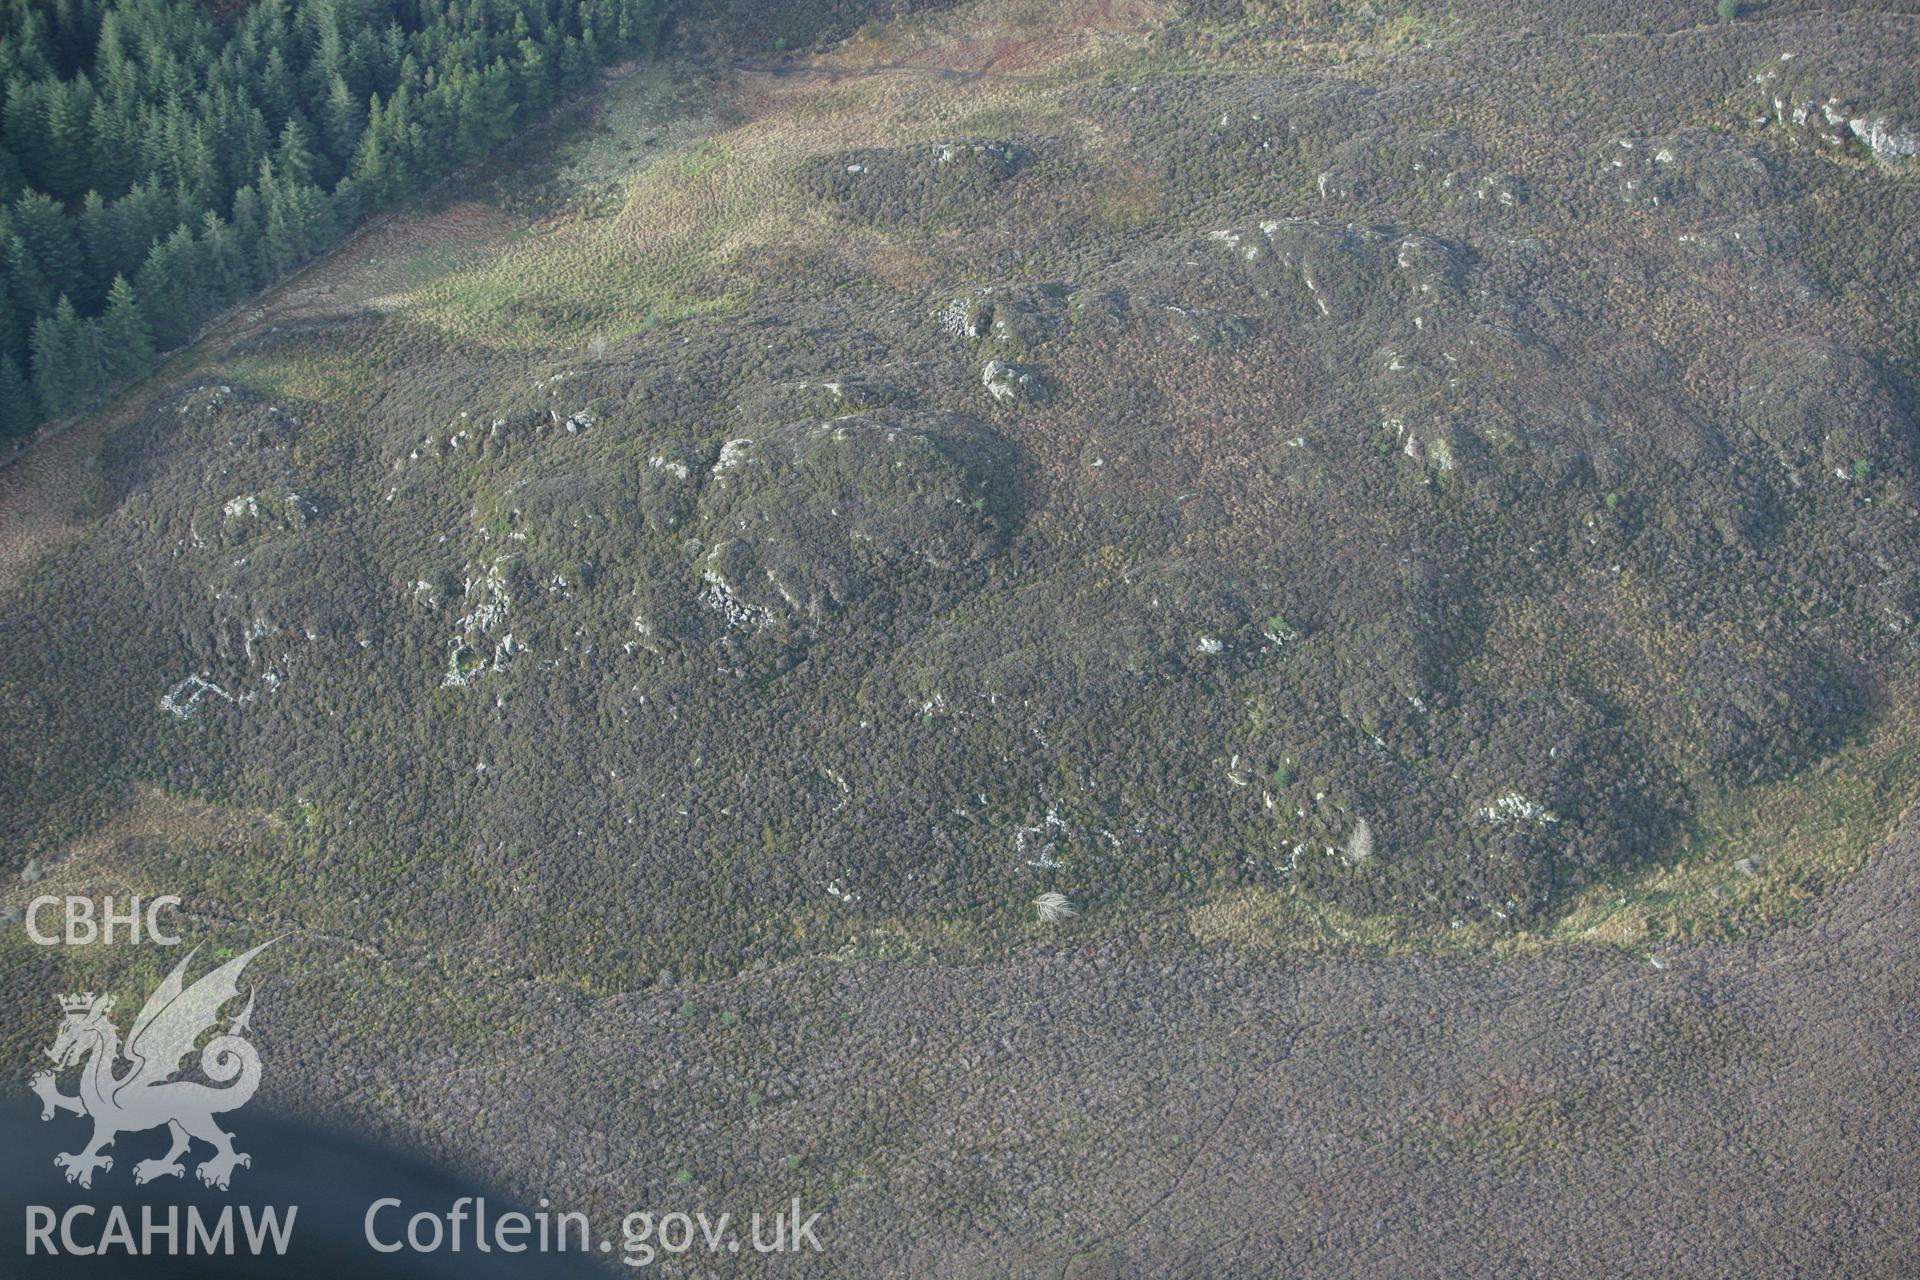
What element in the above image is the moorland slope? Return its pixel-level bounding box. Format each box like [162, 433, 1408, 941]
[3, 0, 1919, 1271]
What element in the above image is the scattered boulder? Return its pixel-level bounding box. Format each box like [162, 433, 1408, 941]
[693, 410, 1018, 621]
[941, 283, 1070, 352]
[216, 489, 319, 543]
[1604, 131, 1775, 216]
[1317, 127, 1484, 206]
[1215, 218, 1441, 323]
[982, 360, 1042, 404]
[1758, 71, 1920, 165]
[1847, 113, 1920, 164]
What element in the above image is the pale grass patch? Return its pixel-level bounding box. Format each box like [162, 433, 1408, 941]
[1549, 705, 1920, 949]
[402, 0, 1174, 349]
[1188, 886, 1491, 954]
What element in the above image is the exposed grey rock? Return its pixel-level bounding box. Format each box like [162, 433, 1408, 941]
[1848, 113, 1920, 163]
[692, 410, 1017, 621]
[982, 359, 1040, 404]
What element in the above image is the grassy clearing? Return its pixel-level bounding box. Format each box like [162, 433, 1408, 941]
[406, 100, 772, 346]
[206, 347, 391, 407]
[1546, 702, 1920, 949]
[392, 0, 1479, 353]
[1190, 884, 1498, 955]
[531, 62, 725, 201]
[402, 1, 1165, 349]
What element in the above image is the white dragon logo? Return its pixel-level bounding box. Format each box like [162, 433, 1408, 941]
[28, 942, 271, 1191]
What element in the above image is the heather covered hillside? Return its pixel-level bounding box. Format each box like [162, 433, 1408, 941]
[8, 0, 1919, 976]
[2, 0, 1919, 1271]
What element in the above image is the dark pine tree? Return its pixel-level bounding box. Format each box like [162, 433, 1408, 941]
[29, 295, 88, 417]
[0, 0, 667, 422]
[0, 353, 38, 436]
[98, 274, 155, 384]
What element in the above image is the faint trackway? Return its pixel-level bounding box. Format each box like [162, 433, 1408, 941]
[727, 13, 1154, 85]
[1055, 1001, 1293, 1280]
[731, 57, 1061, 82]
